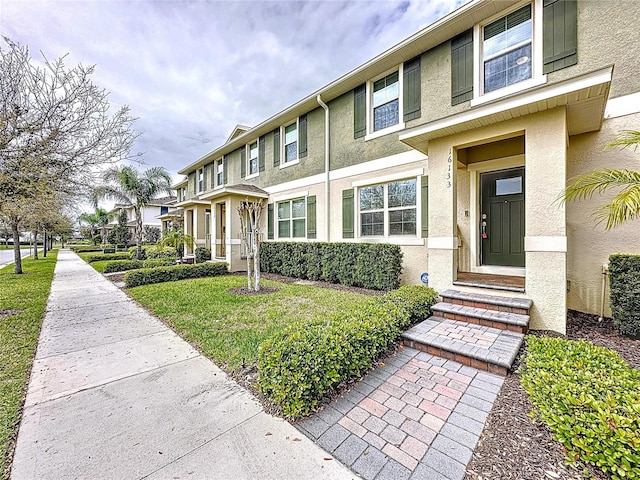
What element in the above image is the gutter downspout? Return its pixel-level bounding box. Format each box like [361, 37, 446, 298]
[317, 94, 330, 241]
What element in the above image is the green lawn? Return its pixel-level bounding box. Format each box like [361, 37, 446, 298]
[0, 251, 58, 478]
[76, 251, 110, 273]
[128, 275, 371, 371]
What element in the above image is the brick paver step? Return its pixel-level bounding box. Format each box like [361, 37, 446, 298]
[431, 302, 529, 333]
[401, 317, 524, 376]
[440, 289, 533, 314]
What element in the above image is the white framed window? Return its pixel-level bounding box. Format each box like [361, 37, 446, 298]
[364, 65, 406, 140]
[473, 1, 545, 104]
[197, 168, 204, 193]
[483, 4, 532, 93]
[283, 122, 298, 164]
[277, 197, 305, 238]
[248, 141, 258, 176]
[216, 159, 223, 187]
[372, 71, 399, 131]
[359, 179, 417, 237]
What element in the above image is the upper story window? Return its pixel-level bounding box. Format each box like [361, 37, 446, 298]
[372, 71, 400, 131]
[482, 4, 532, 94]
[284, 122, 298, 163]
[248, 141, 258, 175]
[197, 168, 204, 193]
[216, 159, 223, 187]
[160, 206, 169, 215]
[277, 197, 306, 238]
[359, 179, 417, 237]
[452, 0, 577, 106]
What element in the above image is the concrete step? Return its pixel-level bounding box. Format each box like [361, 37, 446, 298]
[401, 316, 525, 376]
[431, 302, 529, 334]
[440, 289, 533, 314]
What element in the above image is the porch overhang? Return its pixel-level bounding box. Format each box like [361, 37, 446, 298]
[174, 198, 211, 207]
[200, 184, 269, 201]
[399, 66, 613, 155]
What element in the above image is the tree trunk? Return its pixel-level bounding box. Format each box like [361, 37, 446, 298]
[12, 219, 22, 274]
[253, 239, 260, 292]
[32, 231, 39, 260]
[135, 207, 143, 260]
[43, 231, 47, 257]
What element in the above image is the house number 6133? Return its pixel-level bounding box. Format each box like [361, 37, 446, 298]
[446, 148, 452, 188]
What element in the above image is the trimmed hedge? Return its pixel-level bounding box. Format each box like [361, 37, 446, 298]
[124, 262, 228, 288]
[195, 247, 211, 263]
[260, 242, 403, 291]
[146, 246, 178, 259]
[521, 336, 640, 479]
[257, 285, 438, 417]
[86, 252, 131, 263]
[609, 254, 640, 337]
[385, 285, 439, 324]
[143, 258, 177, 268]
[70, 245, 102, 253]
[103, 260, 144, 273]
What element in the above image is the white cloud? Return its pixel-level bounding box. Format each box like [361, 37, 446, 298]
[1, 0, 467, 180]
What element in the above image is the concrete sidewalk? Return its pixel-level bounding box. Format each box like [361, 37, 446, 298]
[11, 249, 355, 479]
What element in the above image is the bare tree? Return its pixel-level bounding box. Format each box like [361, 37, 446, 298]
[237, 199, 264, 291]
[0, 37, 140, 273]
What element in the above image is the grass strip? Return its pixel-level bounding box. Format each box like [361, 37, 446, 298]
[0, 250, 58, 478]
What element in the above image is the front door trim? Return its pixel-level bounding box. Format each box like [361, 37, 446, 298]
[468, 155, 525, 276]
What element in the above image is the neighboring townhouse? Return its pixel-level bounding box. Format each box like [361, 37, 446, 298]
[174, 0, 640, 333]
[107, 196, 177, 239]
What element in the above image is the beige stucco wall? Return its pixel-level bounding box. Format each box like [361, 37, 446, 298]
[548, 0, 640, 99]
[425, 108, 569, 333]
[566, 111, 640, 316]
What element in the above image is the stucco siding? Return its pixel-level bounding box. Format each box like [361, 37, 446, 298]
[566, 111, 640, 316]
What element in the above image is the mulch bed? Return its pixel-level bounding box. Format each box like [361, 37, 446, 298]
[465, 310, 639, 480]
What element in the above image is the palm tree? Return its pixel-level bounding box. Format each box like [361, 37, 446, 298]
[562, 130, 640, 230]
[93, 165, 172, 259]
[79, 207, 113, 245]
[160, 230, 194, 261]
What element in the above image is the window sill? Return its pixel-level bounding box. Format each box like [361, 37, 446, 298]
[244, 173, 259, 180]
[279, 159, 299, 169]
[364, 122, 406, 142]
[357, 236, 425, 246]
[471, 75, 547, 107]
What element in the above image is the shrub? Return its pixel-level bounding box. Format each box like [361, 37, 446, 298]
[260, 242, 403, 291]
[103, 260, 144, 273]
[124, 262, 228, 287]
[145, 246, 177, 259]
[70, 245, 102, 253]
[521, 336, 640, 480]
[608, 254, 640, 337]
[143, 258, 176, 268]
[86, 252, 131, 263]
[195, 247, 211, 263]
[258, 295, 411, 417]
[384, 285, 439, 326]
[128, 245, 147, 260]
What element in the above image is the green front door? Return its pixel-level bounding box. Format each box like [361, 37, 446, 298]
[480, 168, 525, 267]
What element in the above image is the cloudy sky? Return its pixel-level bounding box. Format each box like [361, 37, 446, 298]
[2, 0, 466, 184]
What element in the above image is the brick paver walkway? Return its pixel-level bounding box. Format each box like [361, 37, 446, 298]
[297, 346, 504, 480]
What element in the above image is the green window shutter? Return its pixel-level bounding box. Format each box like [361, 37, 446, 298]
[298, 114, 308, 158]
[223, 155, 228, 184]
[306, 195, 316, 239]
[258, 135, 266, 172]
[353, 84, 366, 139]
[267, 203, 274, 240]
[421, 176, 429, 238]
[202, 166, 207, 191]
[543, 0, 577, 74]
[273, 129, 280, 167]
[403, 56, 421, 122]
[342, 189, 354, 239]
[240, 147, 246, 178]
[451, 29, 473, 106]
